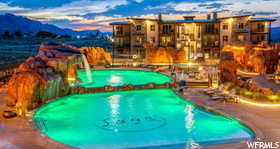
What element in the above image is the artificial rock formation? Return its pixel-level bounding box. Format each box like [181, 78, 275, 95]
[7, 42, 83, 115]
[274, 60, 280, 84]
[223, 42, 279, 74]
[219, 51, 238, 82]
[80, 47, 112, 66]
[144, 44, 187, 64]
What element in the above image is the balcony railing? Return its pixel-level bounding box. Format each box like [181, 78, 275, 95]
[114, 32, 130, 37]
[203, 29, 219, 34]
[203, 41, 219, 47]
[251, 29, 269, 33]
[234, 28, 250, 33]
[113, 43, 130, 48]
[159, 42, 176, 47]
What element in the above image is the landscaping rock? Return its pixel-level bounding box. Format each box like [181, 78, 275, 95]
[7, 42, 85, 115]
[144, 44, 188, 64]
[80, 47, 112, 66]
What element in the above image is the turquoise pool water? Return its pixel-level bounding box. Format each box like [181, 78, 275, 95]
[34, 89, 254, 149]
[77, 70, 171, 88]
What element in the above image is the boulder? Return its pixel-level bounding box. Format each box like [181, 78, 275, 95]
[144, 44, 176, 64]
[261, 88, 273, 96]
[222, 43, 279, 74]
[80, 47, 112, 66]
[7, 42, 84, 115]
[220, 51, 238, 82]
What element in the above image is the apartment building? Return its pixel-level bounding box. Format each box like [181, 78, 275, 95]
[219, 15, 274, 48]
[110, 13, 275, 63]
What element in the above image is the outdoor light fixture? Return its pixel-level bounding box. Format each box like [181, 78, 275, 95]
[228, 18, 234, 24]
[68, 77, 76, 81]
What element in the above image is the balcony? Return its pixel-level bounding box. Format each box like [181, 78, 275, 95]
[113, 43, 130, 48]
[203, 41, 219, 47]
[234, 28, 250, 33]
[132, 32, 145, 36]
[203, 29, 219, 34]
[251, 29, 269, 34]
[159, 42, 176, 47]
[114, 32, 130, 37]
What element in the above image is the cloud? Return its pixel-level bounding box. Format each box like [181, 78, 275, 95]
[1, 0, 279, 31]
[0, 2, 28, 13]
[16, 0, 128, 21]
[72, 15, 126, 32]
[134, 0, 144, 3]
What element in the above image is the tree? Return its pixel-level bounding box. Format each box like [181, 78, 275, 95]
[14, 29, 22, 38]
[2, 30, 11, 39]
[95, 32, 99, 37]
[35, 31, 57, 38]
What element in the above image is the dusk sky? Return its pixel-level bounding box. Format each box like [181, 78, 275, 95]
[0, 0, 280, 32]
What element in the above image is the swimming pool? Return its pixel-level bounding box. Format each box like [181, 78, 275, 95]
[34, 89, 254, 149]
[77, 70, 171, 88]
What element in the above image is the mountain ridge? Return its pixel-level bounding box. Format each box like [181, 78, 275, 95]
[0, 13, 111, 37]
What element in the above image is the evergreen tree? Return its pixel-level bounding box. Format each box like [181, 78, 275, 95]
[14, 29, 22, 38]
[2, 30, 11, 39]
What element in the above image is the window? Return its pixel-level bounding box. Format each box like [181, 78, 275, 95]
[136, 25, 142, 31]
[222, 23, 228, 30]
[162, 25, 172, 34]
[115, 26, 123, 35]
[257, 35, 265, 42]
[136, 36, 143, 43]
[237, 23, 245, 29]
[237, 35, 246, 42]
[257, 23, 265, 32]
[151, 37, 156, 43]
[223, 36, 228, 42]
[150, 25, 155, 31]
[205, 24, 215, 33]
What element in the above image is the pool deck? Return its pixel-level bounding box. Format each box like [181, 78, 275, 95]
[181, 88, 280, 149]
[1, 68, 280, 149]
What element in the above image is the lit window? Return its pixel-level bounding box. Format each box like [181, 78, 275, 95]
[257, 23, 265, 32]
[237, 23, 245, 29]
[150, 25, 155, 31]
[136, 25, 142, 31]
[222, 23, 228, 30]
[151, 37, 155, 43]
[237, 35, 246, 42]
[223, 36, 228, 42]
[257, 35, 265, 42]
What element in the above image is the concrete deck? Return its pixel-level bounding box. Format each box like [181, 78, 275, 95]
[182, 88, 280, 149]
[1, 84, 280, 149]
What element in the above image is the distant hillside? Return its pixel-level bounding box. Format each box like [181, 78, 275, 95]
[271, 27, 280, 41]
[0, 13, 111, 37]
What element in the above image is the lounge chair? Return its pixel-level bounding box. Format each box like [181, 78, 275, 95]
[204, 84, 224, 92]
[210, 89, 236, 101]
[205, 85, 227, 95]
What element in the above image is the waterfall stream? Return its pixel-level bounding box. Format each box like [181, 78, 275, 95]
[81, 54, 93, 83]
